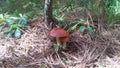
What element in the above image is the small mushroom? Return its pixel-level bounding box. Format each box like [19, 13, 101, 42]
[50, 28, 69, 47]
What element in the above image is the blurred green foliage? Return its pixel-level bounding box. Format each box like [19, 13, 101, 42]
[0, 0, 44, 21]
[0, 0, 120, 38]
[0, 0, 119, 25]
[0, 0, 44, 14]
[67, 19, 95, 36]
[0, 13, 29, 38]
[104, 0, 120, 25]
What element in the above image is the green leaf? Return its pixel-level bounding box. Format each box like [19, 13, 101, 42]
[6, 0, 12, 3]
[0, 14, 4, 19]
[79, 26, 85, 33]
[5, 30, 14, 37]
[18, 15, 27, 28]
[0, 26, 3, 31]
[58, 22, 68, 29]
[19, 18, 27, 25]
[87, 26, 94, 37]
[19, 14, 27, 23]
[11, 24, 18, 30]
[54, 45, 59, 51]
[41, 65, 47, 68]
[6, 20, 13, 26]
[13, 10, 19, 16]
[67, 19, 85, 32]
[0, 19, 4, 23]
[14, 29, 21, 38]
[67, 22, 79, 32]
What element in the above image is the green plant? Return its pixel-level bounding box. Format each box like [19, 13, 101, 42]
[53, 10, 68, 29]
[0, 0, 43, 13]
[41, 65, 47, 68]
[54, 44, 60, 51]
[0, 13, 29, 38]
[105, 0, 120, 25]
[68, 19, 95, 37]
[63, 0, 75, 11]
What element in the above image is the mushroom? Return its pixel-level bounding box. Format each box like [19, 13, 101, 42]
[49, 28, 69, 47]
[60, 37, 69, 48]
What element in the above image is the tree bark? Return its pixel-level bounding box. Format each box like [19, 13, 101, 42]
[44, 0, 53, 24]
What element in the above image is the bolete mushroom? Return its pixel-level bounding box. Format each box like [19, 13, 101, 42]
[50, 28, 69, 47]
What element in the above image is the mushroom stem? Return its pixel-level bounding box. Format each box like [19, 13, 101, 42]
[56, 37, 61, 46]
[63, 42, 66, 49]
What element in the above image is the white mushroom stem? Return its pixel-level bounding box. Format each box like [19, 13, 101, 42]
[63, 42, 67, 49]
[56, 37, 61, 46]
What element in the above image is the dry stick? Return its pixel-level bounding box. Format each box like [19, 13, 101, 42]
[62, 52, 78, 60]
[88, 12, 94, 25]
[81, 47, 90, 67]
[48, 55, 54, 68]
[98, 42, 110, 62]
[55, 51, 66, 68]
[18, 27, 27, 33]
[45, 55, 54, 68]
[45, 54, 62, 68]
[87, 47, 98, 61]
[44, 56, 61, 67]
[61, 52, 86, 67]
[50, 54, 54, 63]
[45, 53, 65, 68]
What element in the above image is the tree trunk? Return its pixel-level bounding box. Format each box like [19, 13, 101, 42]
[44, 0, 53, 24]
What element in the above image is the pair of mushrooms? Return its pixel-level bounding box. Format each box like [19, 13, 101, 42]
[50, 28, 69, 48]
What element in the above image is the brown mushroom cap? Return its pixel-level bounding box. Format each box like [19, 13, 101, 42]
[60, 37, 69, 42]
[50, 28, 69, 37]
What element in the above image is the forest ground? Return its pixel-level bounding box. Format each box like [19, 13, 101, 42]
[0, 20, 120, 68]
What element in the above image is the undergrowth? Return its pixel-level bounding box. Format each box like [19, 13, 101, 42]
[0, 0, 119, 39]
[0, 13, 29, 38]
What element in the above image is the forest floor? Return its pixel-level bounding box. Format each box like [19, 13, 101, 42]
[0, 21, 120, 68]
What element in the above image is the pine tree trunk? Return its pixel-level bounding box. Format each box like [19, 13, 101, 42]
[44, 0, 53, 24]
